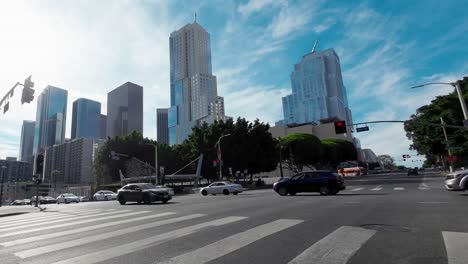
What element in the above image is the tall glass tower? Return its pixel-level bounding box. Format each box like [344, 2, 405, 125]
[168, 19, 227, 145]
[279, 48, 352, 126]
[19, 120, 35, 163]
[33, 86, 68, 154]
[71, 98, 101, 140]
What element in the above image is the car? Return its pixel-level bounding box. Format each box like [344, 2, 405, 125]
[78, 196, 90, 202]
[43, 196, 57, 204]
[407, 168, 419, 176]
[200, 181, 243, 196]
[11, 199, 26, 205]
[56, 193, 80, 204]
[445, 169, 468, 191]
[273, 170, 346, 196]
[93, 190, 118, 201]
[117, 183, 174, 205]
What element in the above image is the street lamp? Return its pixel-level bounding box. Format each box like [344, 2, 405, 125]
[411, 78, 468, 126]
[215, 134, 231, 179]
[0, 165, 7, 207]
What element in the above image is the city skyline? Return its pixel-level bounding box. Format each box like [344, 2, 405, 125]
[0, 1, 467, 166]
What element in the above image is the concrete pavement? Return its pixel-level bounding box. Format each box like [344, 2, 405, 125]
[0, 172, 466, 264]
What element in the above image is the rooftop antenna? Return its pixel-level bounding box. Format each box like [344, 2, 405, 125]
[194, 12, 197, 23]
[311, 40, 318, 53]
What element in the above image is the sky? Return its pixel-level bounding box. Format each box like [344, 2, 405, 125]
[0, 0, 467, 167]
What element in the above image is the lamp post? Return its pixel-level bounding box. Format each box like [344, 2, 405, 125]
[215, 134, 231, 179]
[0, 165, 6, 207]
[411, 78, 468, 126]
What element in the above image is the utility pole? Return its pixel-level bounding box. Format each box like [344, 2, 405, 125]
[215, 134, 231, 179]
[440, 117, 453, 173]
[279, 144, 284, 179]
[455, 81, 468, 124]
[154, 143, 159, 185]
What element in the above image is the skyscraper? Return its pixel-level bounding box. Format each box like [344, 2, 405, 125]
[156, 108, 169, 145]
[19, 120, 35, 163]
[279, 48, 352, 126]
[107, 82, 143, 137]
[71, 98, 101, 140]
[168, 19, 227, 145]
[33, 85, 68, 154]
[100, 114, 107, 139]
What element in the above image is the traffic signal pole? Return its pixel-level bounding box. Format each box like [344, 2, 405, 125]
[440, 117, 453, 173]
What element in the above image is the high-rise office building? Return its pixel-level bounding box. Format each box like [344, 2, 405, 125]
[156, 108, 169, 145]
[106, 82, 143, 137]
[278, 48, 352, 126]
[100, 114, 107, 139]
[168, 19, 227, 145]
[71, 98, 101, 140]
[19, 120, 35, 163]
[43, 138, 100, 185]
[33, 86, 68, 154]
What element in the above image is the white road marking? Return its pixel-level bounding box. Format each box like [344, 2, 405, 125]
[418, 183, 430, 190]
[159, 219, 303, 264]
[51, 216, 248, 264]
[370, 186, 382, 191]
[287, 226, 376, 264]
[0, 209, 105, 229]
[344, 202, 361, 204]
[443, 231, 468, 264]
[394, 187, 405, 191]
[0, 210, 136, 238]
[0, 209, 105, 225]
[350, 188, 364, 192]
[1, 212, 176, 247]
[15, 213, 206, 259]
[418, 201, 448, 204]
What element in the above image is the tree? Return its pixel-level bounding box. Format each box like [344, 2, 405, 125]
[280, 133, 323, 172]
[181, 118, 279, 181]
[319, 139, 358, 169]
[404, 81, 468, 167]
[377, 155, 396, 169]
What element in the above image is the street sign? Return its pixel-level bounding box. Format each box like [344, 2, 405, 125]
[356, 126, 369, 132]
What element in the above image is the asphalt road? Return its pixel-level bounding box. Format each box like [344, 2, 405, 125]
[0, 171, 467, 264]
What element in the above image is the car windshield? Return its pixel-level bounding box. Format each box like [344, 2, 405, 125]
[137, 184, 156, 189]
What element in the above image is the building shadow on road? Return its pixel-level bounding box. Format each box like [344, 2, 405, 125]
[289, 193, 389, 197]
[120, 201, 179, 206]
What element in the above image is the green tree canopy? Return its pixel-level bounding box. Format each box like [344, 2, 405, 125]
[280, 133, 323, 172]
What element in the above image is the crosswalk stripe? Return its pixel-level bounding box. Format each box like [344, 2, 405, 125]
[50, 216, 248, 264]
[0, 213, 66, 225]
[15, 213, 206, 259]
[370, 186, 382, 191]
[0, 210, 137, 238]
[350, 188, 364, 192]
[159, 219, 303, 264]
[287, 226, 376, 264]
[443, 231, 468, 264]
[0, 209, 106, 226]
[0, 209, 105, 229]
[418, 183, 430, 190]
[1, 212, 176, 247]
[394, 187, 405, 191]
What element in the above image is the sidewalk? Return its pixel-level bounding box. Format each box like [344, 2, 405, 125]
[0, 205, 39, 217]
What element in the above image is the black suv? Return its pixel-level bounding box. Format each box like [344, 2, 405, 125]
[273, 170, 346, 196]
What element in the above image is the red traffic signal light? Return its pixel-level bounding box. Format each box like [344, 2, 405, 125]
[334, 121, 347, 134]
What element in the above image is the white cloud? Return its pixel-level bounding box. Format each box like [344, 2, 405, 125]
[268, 2, 315, 39]
[237, 0, 286, 16]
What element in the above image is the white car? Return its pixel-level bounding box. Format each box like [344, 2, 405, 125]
[56, 193, 80, 204]
[93, 190, 118, 201]
[200, 181, 243, 196]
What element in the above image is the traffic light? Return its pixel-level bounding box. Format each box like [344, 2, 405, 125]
[334, 120, 347, 134]
[34, 154, 44, 175]
[21, 76, 35, 104]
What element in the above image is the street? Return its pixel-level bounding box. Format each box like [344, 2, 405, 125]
[0, 172, 466, 264]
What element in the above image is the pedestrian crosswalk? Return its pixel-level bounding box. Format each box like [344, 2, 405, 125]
[0, 208, 465, 264]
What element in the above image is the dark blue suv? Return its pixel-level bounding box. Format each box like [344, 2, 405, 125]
[273, 170, 346, 196]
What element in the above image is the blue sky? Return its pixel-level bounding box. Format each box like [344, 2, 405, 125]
[0, 0, 467, 166]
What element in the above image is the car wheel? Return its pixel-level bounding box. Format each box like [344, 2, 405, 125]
[289, 191, 297, 196]
[201, 190, 208, 196]
[162, 199, 169, 204]
[223, 189, 230, 195]
[233, 192, 238, 195]
[277, 187, 288, 196]
[76, 200, 79, 203]
[118, 197, 126, 205]
[212, 194, 216, 196]
[319, 186, 331, 195]
[330, 189, 338, 195]
[104, 196, 108, 201]
[137, 200, 142, 204]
